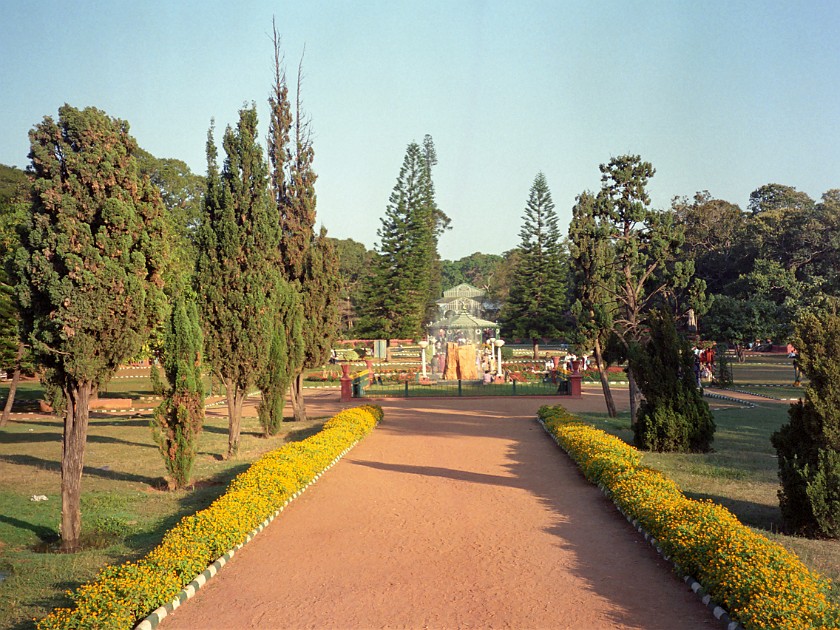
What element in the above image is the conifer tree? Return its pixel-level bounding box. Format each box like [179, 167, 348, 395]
[503, 172, 568, 358]
[151, 293, 204, 489]
[196, 106, 293, 458]
[771, 308, 840, 538]
[568, 191, 617, 416]
[359, 141, 439, 338]
[591, 155, 695, 423]
[629, 310, 715, 452]
[268, 24, 337, 422]
[15, 105, 168, 550]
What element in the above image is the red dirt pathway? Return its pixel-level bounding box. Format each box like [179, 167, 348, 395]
[163, 393, 715, 629]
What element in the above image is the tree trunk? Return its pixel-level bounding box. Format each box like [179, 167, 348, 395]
[628, 369, 642, 426]
[225, 379, 245, 459]
[60, 380, 94, 552]
[290, 373, 308, 423]
[593, 338, 617, 418]
[532, 338, 540, 360]
[0, 342, 24, 427]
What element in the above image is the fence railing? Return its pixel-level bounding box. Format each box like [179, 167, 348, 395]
[352, 371, 571, 398]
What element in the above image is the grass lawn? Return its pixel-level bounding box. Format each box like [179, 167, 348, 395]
[0, 374, 327, 630]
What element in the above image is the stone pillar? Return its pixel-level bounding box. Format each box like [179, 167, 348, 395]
[340, 363, 352, 402]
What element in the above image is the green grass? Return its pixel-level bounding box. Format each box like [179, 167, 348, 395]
[0, 394, 327, 629]
[578, 402, 840, 602]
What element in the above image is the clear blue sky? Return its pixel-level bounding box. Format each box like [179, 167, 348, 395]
[2, 1, 839, 260]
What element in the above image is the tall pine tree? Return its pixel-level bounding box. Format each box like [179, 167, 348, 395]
[196, 106, 295, 457]
[16, 105, 168, 550]
[503, 172, 568, 358]
[359, 140, 440, 339]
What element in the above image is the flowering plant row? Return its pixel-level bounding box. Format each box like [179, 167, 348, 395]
[38, 405, 384, 630]
[537, 405, 840, 630]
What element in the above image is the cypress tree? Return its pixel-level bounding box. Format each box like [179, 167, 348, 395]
[267, 25, 335, 423]
[771, 309, 840, 538]
[503, 172, 568, 358]
[151, 293, 204, 489]
[196, 106, 290, 458]
[629, 310, 715, 452]
[15, 105, 168, 551]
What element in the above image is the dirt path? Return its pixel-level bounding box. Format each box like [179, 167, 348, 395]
[162, 392, 715, 629]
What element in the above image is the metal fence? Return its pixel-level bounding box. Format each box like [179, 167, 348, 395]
[352, 371, 571, 398]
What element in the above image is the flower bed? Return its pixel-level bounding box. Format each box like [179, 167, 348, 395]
[537, 405, 840, 630]
[37, 405, 384, 630]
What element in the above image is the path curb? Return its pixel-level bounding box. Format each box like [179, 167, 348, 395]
[536, 417, 745, 630]
[135, 440, 361, 630]
[701, 390, 757, 408]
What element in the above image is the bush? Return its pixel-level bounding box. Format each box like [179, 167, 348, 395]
[537, 404, 840, 630]
[771, 310, 840, 538]
[712, 343, 733, 387]
[629, 310, 715, 453]
[150, 297, 205, 490]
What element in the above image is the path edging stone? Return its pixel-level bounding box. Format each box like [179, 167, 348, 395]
[536, 417, 745, 630]
[134, 441, 360, 630]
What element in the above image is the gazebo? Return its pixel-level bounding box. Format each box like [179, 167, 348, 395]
[428, 311, 499, 346]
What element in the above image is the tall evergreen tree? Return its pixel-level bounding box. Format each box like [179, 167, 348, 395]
[268, 24, 338, 422]
[771, 307, 840, 538]
[358, 141, 439, 339]
[196, 106, 293, 458]
[502, 172, 568, 358]
[15, 105, 168, 551]
[592, 155, 695, 423]
[568, 191, 617, 417]
[151, 292, 205, 489]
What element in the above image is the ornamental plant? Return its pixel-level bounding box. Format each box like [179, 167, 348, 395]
[150, 294, 205, 489]
[771, 309, 840, 538]
[38, 404, 383, 630]
[537, 404, 840, 630]
[629, 310, 715, 453]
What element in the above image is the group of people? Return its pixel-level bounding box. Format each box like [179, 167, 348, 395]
[692, 346, 716, 387]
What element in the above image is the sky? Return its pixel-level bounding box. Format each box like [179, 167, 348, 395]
[2, 1, 839, 260]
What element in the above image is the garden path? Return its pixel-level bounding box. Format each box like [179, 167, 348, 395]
[162, 391, 716, 629]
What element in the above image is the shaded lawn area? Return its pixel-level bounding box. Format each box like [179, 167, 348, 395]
[0, 404, 326, 630]
[579, 401, 840, 604]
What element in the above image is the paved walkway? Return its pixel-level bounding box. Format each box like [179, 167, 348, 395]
[162, 394, 715, 629]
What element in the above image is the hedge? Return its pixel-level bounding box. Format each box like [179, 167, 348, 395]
[537, 404, 839, 630]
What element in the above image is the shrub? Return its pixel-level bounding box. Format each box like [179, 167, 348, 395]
[771, 310, 840, 538]
[537, 404, 840, 629]
[712, 343, 733, 387]
[150, 297, 205, 490]
[629, 310, 715, 452]
[38, 404, 382, 629]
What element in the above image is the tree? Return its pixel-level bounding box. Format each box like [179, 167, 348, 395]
[358, 140, 440, 339]
[568, 191, 617, 417]
[0, 165, 30, 427]
[151, 293, 204, 489]
[629, 310, 715, 452]
[771, 307, 840, 538]
[268, 24, 338, 423]
[330, 237, 374, 333]
[196, 106, 290, 458]
[502, 172, 568, 358]
[591, 155, 696, 424]
[15, 105, 168, 551]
